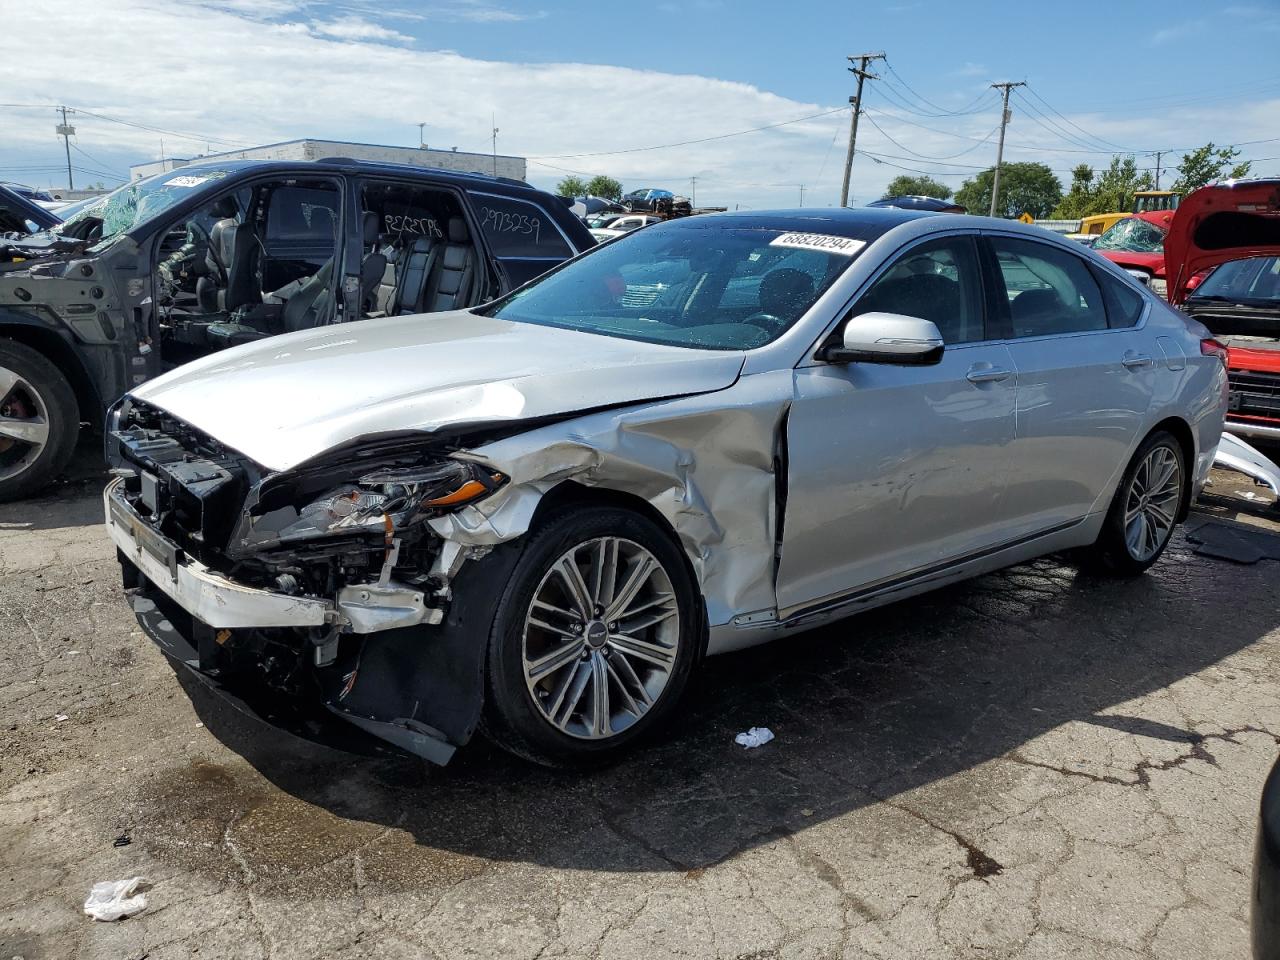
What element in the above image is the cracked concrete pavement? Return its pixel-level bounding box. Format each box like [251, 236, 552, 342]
[2, 449, 1280, 960]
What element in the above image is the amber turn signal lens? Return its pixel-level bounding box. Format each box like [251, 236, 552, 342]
[424, 479, 490, 507]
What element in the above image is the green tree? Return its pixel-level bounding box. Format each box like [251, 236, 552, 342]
[1052, 163, 1096, 218]
[1051, 156, 1153, 218]
[955, 162, 1062, 219]
[1172, 142, 1252, 194]
[585, 175, 623, 200]
[881, 174, 951, 200]
[555, 176, 588, 198]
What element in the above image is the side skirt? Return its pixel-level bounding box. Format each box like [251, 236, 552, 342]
[707, 515, 1102, 655]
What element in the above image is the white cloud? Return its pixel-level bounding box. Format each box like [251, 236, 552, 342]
[310, 14, 413, 42]
[3, 0, 1277, 206]
[953, 62, 988, 78]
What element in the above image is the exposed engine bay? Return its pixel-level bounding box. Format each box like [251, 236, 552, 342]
[107, 399, 516, 763]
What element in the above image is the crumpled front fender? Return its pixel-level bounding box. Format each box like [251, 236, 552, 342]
[429, 371, 794, 636]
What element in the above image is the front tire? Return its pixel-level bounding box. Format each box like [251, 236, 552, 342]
[0, 340, 79, 503]
[1083, 429, 1186, 576]
[482, 504, 701, 767]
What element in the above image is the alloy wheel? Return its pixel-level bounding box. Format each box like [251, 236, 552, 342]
[0, 365, 50, 482]
[522, 536, 680, 740]
[1123, 443, 1181, 562]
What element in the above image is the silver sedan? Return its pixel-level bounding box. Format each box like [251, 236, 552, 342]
[103, 208, 1228, 767]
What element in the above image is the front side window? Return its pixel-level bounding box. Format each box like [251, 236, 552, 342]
[265, 186, 339, 241]
[484, 224, 862, 350]
[849, 236, 985, 344]
[1094, 217, 1166, 253]
[992, 236, 1107, 338]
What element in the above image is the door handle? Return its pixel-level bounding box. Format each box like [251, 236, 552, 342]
[1122, 354, 1154, 369]
[966, 366, 1012, 384]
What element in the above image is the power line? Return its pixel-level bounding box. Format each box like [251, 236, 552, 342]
[1010, 93, 1123, 154]
[861, 108, 1001, 161]
[528, 107, 847, 160]
[1022, 84, 1133, 153]
[880, 61, 999, 117]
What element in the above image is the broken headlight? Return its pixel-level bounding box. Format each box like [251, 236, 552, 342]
[239, 459, 506, 552]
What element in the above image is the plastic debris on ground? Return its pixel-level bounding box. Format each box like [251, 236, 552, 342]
[735, 726, 775, 749]
[84, 877, 151, 921]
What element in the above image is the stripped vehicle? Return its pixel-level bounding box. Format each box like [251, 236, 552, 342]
[105, 208, 1227, 767]
[0, 159, 590, 502]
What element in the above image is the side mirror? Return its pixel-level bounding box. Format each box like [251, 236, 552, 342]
[818, 311, 945, 365]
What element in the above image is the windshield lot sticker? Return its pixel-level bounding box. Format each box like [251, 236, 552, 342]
[769, 233, 866, 255]
[164, 175, 211, 188]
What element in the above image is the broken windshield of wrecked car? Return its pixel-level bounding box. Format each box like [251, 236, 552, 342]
[482, 226, 861, 350]
[56, 168, 235, 251]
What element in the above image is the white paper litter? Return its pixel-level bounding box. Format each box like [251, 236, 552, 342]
[734, 726, 775, 749]
[83, 877, 151, 921]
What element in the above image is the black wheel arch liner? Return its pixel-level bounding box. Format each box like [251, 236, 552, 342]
[0, 307, 112, 424]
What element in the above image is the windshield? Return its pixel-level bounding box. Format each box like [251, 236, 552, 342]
[1094, 216, 1166, 253]
[1190, 256, 1280, 303]
[484, 224, 862, 350]
[57, 168, 235, 250]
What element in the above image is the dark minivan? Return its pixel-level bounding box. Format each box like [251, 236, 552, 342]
[0, 158, 592, 500]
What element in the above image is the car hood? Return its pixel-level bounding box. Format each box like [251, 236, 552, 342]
[1166, 179, 1280, 303]
[129, 310, 746, 472]
[1098, 249, 1165, 275]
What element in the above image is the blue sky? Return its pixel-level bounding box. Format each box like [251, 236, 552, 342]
[3, 0, 1279, 207]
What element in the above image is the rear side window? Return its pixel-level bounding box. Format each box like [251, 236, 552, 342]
[471, 194, 573, 258]
[1093, 267, 1146, 328]
[265, 185, 339, 241]
[991, 236, 1107, 338]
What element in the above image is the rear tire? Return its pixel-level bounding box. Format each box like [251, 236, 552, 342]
[0, 340, 79, 503]
[1082, 429, 1186, 577]
[482, 504, 701, 768]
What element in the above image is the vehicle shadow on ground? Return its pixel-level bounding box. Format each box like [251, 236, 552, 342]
[179, 537, 1280, 874]
[0, 433, 108, 531]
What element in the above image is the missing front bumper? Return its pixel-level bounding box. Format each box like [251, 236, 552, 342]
[106, 478, 470, 765]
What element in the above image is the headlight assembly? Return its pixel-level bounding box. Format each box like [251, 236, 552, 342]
[239, 459, 506, 552]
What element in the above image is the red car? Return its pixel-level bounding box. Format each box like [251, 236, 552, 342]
[1093, 209, 1175, 298]
[1166, 179, 1280, 442]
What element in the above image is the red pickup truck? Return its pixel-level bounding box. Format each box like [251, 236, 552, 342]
[1166, 180, 1280, 442]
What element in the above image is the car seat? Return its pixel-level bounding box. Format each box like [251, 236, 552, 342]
[422, 217, 476, 312]
[358, 212, 387, 315]
[197, 196, 261, 314]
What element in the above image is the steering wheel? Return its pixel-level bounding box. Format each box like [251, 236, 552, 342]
[743, 311, 786, 334]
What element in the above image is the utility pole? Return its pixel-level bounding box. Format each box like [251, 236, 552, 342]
[799, 184, 805, 207]
[417, 122, 427, 149]
[838, 51, 885, 208]
[1153, 150, 1164, 190]
[56, 106, 75, 191]
[491, 114, 499, 176]
[689, 177, 697, 207]
[987, 81, 1026, 218]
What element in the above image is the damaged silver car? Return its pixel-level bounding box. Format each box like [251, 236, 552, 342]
[105, 209, 1227, 766]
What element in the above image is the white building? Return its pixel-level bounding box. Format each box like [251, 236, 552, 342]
[129, 138, 526, 182]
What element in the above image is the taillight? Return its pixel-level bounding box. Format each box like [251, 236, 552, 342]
[1185, 270, 1209, 292]
[1200, 338, 1229, 367]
